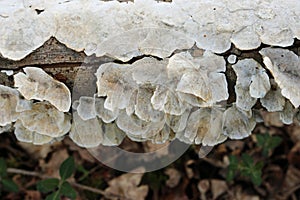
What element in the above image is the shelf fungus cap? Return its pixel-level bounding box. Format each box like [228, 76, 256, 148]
[116, 110, 165, 139]
[75, 95, 119, 123]
[95, 63, 137, 112]
[0, 124, 12, 134]
[184, 107, 227, 146]
[14, 120, 53, 145]
[101, 122, 126, 146]
[14, 67, 71, 112]
[260, 80, 285, 112]
[168, 51, 228, 106]
[76, 96, 97, 121]
[222, 104, 256, 139]
[70, 111, 125, 147]
[0, 85, 21, 126]
[232, 59, 270, 110]
[69, 112, 104, 148]
[249, 69, 270, 98]
[279, 100, 295, 125]
[260, 48, 300, 108]
[17, 102, 71, 138]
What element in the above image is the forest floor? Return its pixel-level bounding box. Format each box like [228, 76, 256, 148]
[0, 111, 300, 200]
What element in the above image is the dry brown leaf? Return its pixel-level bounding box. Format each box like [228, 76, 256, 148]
[263, 165, 284, 195]
[64, 137, 96, 163]
[185, 160, 195, 179]
[287, 125, 300, 144]
[198, 179, 210, 200]
[288, 142, 300, 168]
[281, 166, 300, 194]
[39, 148, 69, 178]
[211, 179, 228, 200]
[165, 168, 181, 188]
[260, 111, 283, 127]
[143, 141, 169, 157]
[231, 186, 260, 200]
[19, 142, 54, 159]
[105, 170, 148, 200]
[24, 190, 41, 200]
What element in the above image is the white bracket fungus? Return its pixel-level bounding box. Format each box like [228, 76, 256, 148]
[227, 54, 237, 64]
[222, 104, 256, 139]
[0, 124, 11, 134]
[14, 120, 53, 145]
[0, 70, 14, 76]
[14, 67, 71, 112]
[70, 109, 125, 148]
[279, 100, 296, 125]
[17, 102, 71, 138]
[0, 85, 21, 126]
[92, 49, 231, 146]
[0, 0, 299, 152]
[260, 80, 285, 112]
[168, 51, 229, 106]
[184, 107, 227, 146]
[232, 58, 270, 111]
[260, 48, 300, 108]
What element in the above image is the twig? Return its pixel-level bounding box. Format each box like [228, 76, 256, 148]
[69, 181, 106, 196]
[6, 167, 124, 200]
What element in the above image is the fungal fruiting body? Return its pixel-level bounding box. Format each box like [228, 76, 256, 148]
[0, 0, 299, 152]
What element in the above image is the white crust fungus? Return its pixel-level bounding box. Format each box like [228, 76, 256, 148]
[1, 0, 298, 60]
[260, 48, 300, 108]
[0, 6, 55, 60]
[14, 67, 71, 112]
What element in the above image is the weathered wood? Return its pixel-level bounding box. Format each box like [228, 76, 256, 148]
[1, 37, 299, 105]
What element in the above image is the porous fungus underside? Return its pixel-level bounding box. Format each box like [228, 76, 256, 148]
[0, 0, 299, 152]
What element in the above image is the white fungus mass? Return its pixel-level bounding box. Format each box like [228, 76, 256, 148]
[0, 0, 299, 150]
[14, 67, 71, 112]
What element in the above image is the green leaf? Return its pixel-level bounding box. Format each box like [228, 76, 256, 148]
[226, 155, 239, 182]
[77, 165, 90, 182]
[37, 178, 59, 193]
[268, 136, 282, 149]
[228, 155, 238, 168]
[256, 134, 282, 156]
[256, 134, 266, 147]
[239, 154, 263, 186]
[59, 157, 75, 181]
[226, 169, 236, 182]
[2, 179, 19, 192]
[250, 168, 262, 186]
[60, 181, 76, 199]
[241, 154, 253, 167]
[45, 191, 60, 200]
[0, 158, 7, 177]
